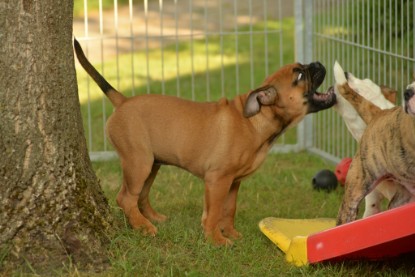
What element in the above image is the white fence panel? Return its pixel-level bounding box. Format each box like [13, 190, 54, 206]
[75, 0, 414, 163]
[74, 0, 290, 161]
[308, 0, 415, 163]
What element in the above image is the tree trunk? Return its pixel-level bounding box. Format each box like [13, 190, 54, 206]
[0, 0, 113, 272]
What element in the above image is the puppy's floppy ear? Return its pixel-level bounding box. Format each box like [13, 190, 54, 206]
[243, 85, 277, 118]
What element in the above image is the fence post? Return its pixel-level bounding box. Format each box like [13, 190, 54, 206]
[295, 0, 314, 151]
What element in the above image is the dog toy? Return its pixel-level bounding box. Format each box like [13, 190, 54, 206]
[312, 169, 338, 192]
[335, 157, 352, 186]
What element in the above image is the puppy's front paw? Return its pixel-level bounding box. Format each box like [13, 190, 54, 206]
[134, 222, 158, 237]
[222, 227, 242, 240]
[205, 228, 234, 246]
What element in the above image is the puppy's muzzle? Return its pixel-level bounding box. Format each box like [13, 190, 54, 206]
[308, 62, 326, 90]
[306, 62, 336, 113]
[404, 88, 414, 102]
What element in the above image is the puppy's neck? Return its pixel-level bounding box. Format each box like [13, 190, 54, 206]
[249, 106, 287, 145]
[235, 94, 287, 145]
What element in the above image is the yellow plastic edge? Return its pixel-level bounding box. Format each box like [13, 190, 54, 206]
[285, 236, 309, 267]
[258, 219, 292, 253]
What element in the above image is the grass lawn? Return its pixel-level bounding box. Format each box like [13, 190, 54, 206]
[86, 152, 414, 276]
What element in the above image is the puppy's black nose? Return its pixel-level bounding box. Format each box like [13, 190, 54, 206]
[312, 61, 324, 70]
[404, 88, 414, 101]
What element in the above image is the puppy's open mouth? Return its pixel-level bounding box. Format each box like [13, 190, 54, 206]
[307, 85, 336, 113]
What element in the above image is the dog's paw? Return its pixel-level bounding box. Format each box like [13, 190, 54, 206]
[211, 236, 234, 247]
[222, 228, 242, 240]
[137, 223, 158, 237]
[143, 210, 168, 223]
[152, 213, 168, 223]
[129, 215, 158, 236]
[205, 228, 234, 246]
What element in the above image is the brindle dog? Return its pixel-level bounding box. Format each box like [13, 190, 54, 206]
[336, 81, 415, 225]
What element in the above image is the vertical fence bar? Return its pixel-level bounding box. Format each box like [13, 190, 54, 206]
[159, 0, 165, 95]
[278, 0, 283, 68]
[189, 0, 195, 100]
[234, 0, 240, 95]
[204, 0, 210, 100]
[113, 0, 120, 90]
[144, 0, 150, 94]
[294, 0, 309, 151]
[100, 0, 107, 151]
[263, 0, 269, 77]
[83, 0, 93, 152]
[249, 0, 254, 89]
[174, 0, 181, 97]
[304, 0, 313, 150]
[219, 0, 225, 98]
[129, 0, 135, 96]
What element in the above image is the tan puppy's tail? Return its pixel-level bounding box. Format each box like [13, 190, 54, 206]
[74, 38, 126, 108]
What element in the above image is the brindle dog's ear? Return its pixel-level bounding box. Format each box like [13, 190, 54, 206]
[243, 85, 277, 118]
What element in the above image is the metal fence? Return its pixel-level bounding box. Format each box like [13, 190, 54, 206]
[306, 0, 415, 163]
[74, 0, 288, 160]
[75, 0, 415, 163]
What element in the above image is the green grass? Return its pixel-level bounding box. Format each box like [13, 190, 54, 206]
[30, 152, 410, 276]
[7, 152, 415, 275]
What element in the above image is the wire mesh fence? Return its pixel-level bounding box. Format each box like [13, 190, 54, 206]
[74, 0, 287, 160]
[309, 0, 415, 163]
[75, 0, 415, 163]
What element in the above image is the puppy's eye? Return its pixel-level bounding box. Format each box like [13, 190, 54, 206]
[297, 73, 303, 81]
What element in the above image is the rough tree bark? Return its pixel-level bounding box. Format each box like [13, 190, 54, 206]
[0, 0, 113, 272]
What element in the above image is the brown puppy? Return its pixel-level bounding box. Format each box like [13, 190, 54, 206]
[74, 39, 336, 245]
[336, 82, 415, 225]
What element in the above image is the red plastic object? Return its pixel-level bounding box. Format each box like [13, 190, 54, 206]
[335, 158, 352, 186]
[307, 202, 415, 264]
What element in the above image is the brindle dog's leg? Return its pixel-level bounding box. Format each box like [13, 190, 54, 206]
[388, 186, 415, 209]
[337, 153, 374, 225]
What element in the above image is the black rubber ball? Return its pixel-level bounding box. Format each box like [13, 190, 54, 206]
[312, 169, 338, 192]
